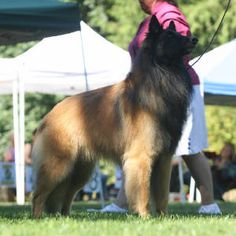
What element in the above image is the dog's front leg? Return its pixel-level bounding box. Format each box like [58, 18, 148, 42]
[123, 152, 153, 217]
[150, 154, 172, 215]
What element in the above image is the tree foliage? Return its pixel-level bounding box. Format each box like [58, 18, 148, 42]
[181, 0, 236, 57]
[77, 0, 236, 55]
[206, 105, 236, 153]
[0, 0, 235, 158]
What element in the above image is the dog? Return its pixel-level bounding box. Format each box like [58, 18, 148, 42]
[31, 15, 197, 218]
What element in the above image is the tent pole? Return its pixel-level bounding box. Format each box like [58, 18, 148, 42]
[18, 70, 25, 205]
[79, 22, 89, 91]
[13, 67, 25, 205]
[12, 78, 22, 204]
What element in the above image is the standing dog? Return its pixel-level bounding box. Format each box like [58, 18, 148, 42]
[32, 16, 197, 218]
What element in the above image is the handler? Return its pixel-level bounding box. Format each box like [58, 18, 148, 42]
[98, 0, 221, 214]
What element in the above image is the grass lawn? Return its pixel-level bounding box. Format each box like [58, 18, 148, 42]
[0, 201, 236, 236]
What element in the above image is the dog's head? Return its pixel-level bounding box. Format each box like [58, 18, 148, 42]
[144, 15, 198, 65]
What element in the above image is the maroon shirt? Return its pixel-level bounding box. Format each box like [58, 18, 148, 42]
[128, 1, 200, 85]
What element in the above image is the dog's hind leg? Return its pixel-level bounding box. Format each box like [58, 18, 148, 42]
[41, 158, 96, 216]
[44, 180, 68, 215]
[32, 189, 52, 219]
[60, 159, 96, 216]
[32, 157, 75, 218]
[123, 151, 153, 217]
[150, 154, 172, 215]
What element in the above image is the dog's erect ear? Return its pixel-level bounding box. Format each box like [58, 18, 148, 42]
[168, 21, 176, 31]
[149, 15, 162, 34]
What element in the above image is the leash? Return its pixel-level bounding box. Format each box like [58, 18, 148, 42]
[190, 0, 231, 67]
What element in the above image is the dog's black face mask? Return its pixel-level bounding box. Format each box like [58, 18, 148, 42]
[145, 16, 198, 66]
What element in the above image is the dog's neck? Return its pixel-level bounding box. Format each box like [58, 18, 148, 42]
[123, 53, 192, 115]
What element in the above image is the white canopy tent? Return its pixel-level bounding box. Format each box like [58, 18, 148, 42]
[0, 21, 131, 94]
[192, 39, 236, 106]
[0, 21, 131, 205]
[15, 21, 131, 94]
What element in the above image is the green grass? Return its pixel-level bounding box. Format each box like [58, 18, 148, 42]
[0, 202, 236, 236]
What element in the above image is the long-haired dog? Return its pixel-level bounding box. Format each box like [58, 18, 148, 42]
[32, 16, 197, 218]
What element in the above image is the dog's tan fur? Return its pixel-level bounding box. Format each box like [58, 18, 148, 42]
[32, 81, 171, 218]
[32, 17, 194, 218]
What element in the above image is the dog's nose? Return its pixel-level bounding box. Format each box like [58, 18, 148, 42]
[191, 37, 198, 45]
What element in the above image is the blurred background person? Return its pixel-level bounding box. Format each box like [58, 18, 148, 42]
[3, 132, 15, 163]
[211, 142, 236, 200]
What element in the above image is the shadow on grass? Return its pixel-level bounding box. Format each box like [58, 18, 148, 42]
[0, 201, 236, 221]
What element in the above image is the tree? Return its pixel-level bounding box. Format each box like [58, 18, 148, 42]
[181, 0, 236, 57]
[206, 105, 236, 153]
[0, 95, 13, 158]
[77, 0, 236, 55]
